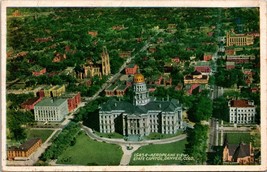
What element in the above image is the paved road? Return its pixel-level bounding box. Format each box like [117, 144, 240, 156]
[83, 30, 163, 102]
[82, 126, 187, 166]
[207, 118, 219, 152]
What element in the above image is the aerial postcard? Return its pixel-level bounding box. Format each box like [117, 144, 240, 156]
[1, 0, 266, 171]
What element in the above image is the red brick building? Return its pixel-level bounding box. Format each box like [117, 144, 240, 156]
[225, 49, 236, 55]
[21, 97, 43, 111]
[116, 85, 128, 97]
[62, 92, 81, 112]
[194, 66, 211, 73]
[125, 64, 139, 75]
[203, 53, 213, 61]
[7, 138, 42, 160]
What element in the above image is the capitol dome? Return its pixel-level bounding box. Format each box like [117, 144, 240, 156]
[134, 73, 145, 83]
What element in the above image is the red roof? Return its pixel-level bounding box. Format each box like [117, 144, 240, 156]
[230, 100, 254, 107]
[21, 97, 41, 106]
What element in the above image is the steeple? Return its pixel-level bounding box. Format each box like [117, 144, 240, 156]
[101, 46, 111, 76]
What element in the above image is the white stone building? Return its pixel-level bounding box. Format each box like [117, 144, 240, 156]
[228, 99, 256, 124]
[34, 98, 68, 121]
[99, 73, 184, 137]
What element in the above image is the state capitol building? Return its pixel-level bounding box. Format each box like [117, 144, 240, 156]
[99, 73, 184, 137]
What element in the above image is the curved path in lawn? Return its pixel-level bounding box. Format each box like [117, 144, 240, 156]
[81, 125, 187, 166]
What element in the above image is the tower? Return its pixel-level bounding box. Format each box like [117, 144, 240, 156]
[101, 46, 111, 76]
[133, 73, 150, 106]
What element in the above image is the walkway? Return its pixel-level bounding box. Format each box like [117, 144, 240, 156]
[82, 126, 187, 165]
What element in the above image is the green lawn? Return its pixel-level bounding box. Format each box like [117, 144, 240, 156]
[57, 132, 123, 165]
[225, 132, 251, 144]
[143, 131, 184, 140]
[130, 139, 189, 165]
[26, 129, 54, 143]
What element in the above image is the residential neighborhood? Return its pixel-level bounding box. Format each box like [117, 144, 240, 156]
[5, 7, 261, 168]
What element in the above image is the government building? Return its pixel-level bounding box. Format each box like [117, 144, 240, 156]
[99, 73, 184, 137]
[34, 98, 69, 121]
[228, 99, 256, 124]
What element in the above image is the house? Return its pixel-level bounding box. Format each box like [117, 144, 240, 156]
[112, 25, 124, 31]
[228, 99, 256, 124]
[184, 70, 209, 85]
[105, 85, 118, 97]
[242, 69, 253, 86]
[21, 97, 43, 111]
[105, 84, 129, 97]
[30, 65, 46, 76]
[119, 51, 131, 58]
[7, 138, 42, 160]
[88, 31, 98, 37]
[223, 137, 254, 165]
[225, 48, 236, 55]
[116, 85, 128, 97]
[226, 62, 235, 70]
[148, 45, 156, 53]
[125, 64, 139, 75]
[52, 53, 67, 62]
[203, 53, 213, 61]
[34, 98, 69, 121]
[193, 61, 211, 74]
[62, 92, 81, 112]
[163, 73, 172, 86]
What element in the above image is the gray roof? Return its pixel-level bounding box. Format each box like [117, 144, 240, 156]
[100, 98, 181, 115]
[35, 98, 67, 107]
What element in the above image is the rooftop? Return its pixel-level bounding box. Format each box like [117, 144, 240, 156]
[230, 100, 254, 108]
[116, 85, 128, 91]
[8, 138, 41, 152]
[100, 98, 182, 115]
[35, 98, 67, 107]
[21, 97, 41, 106]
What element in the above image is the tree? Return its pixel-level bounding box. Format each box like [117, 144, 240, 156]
[185, 123, 208, 164]
[188, 96, 213, 122]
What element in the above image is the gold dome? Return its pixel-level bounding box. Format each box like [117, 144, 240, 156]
[134, 73, 145, 83]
